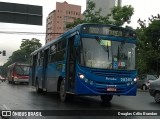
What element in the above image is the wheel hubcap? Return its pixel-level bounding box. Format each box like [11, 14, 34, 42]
[143, 85, 146, 90]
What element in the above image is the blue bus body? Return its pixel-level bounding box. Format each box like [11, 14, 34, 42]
[76, 66, 137, 95]
[30, 24, 137, 102]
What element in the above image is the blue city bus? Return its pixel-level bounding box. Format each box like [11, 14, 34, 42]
[29, 23, 137, 103]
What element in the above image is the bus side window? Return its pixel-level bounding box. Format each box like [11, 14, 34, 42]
[49, 39, 66, 63]
[50, 43, 57, 62]
[37, 52, 40, 66]
[62, 39, 66, 49]
[40, 51, 44, 66]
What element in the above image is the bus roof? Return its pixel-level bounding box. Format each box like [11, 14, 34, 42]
[8, 62, 29, 68]
[31, 23, 136, 56]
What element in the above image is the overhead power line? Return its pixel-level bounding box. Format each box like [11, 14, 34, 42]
[0, 31, 63, 35]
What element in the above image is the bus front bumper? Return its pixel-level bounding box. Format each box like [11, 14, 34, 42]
[75, 78, 137, 96]
[14, 78, 29, 83]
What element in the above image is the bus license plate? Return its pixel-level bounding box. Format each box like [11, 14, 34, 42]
[107, 88, 117, 91]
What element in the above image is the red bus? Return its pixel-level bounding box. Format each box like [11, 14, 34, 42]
[7, 63, 30, 84]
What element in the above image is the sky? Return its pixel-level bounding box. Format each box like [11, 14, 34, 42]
[0, 0, 160, 65]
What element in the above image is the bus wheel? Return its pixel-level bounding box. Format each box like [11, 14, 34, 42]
[36, 81, 42, 93]
[154, 92, 160, 103]
[142, 85, 147, 91]
[12, 79, 15, 84]
[60, 80, 68, 102]
[100, 95, 113, 103]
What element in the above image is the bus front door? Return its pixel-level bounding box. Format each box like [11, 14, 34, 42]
[66, 36, 76, 92]
[31, 54, 37, 86]
[42, 49, 49, 89]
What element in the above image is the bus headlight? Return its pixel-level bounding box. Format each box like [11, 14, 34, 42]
[79, 74, 85, 79]
[78, 73, 94, 85]
[134, 78, 137, 82]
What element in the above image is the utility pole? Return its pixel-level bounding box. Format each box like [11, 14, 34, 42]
[118, 0, 122, 6]
[0, 50, 6, 56]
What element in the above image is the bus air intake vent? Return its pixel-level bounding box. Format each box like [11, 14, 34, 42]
[90, 70, 132, 77]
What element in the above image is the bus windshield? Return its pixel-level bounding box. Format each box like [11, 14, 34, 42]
[79, 38, 136, 70]
[15, 65, 29, 75]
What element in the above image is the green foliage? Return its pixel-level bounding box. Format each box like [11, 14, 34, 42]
[111, 5, 134, 26]
[136, 14, 160, 74]
[1, 38, 42, 76]
[145, 20, 160, 51]
[20, 38, 42, 62]
[8, 50, 26, 63]
[66, 0, 134, 28]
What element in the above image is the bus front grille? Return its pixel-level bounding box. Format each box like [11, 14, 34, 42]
[90, 70, 132, 78]
[94, 81, 127, 94]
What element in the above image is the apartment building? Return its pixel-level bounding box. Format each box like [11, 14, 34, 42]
[45, 1, 82, 43]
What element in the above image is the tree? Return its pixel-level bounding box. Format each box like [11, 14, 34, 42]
[136, 14, 160, 74]
[135, 28, 149, 74]
[67, 0, 134, 28]
[1, 38, 42, 76]
[20, 38, 42, 62]
[8, 50, 26, 63]
[111, 5, 134, 26]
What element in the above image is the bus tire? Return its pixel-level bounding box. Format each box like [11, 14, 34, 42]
[142, 85, 147, 91]
[59, 80, 69, 102]
[154, 91, 160, 103]
[35, 81, 42, 93]
[100, 95, 113, 103]
[12, 79, 15, 84]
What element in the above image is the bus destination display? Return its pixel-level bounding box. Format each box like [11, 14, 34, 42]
[81, 25, 136, 38]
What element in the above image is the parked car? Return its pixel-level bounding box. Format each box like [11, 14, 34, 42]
[0, 76, 6, 82]
[149, 78, 160, 103]
[137, 74, 158, 90]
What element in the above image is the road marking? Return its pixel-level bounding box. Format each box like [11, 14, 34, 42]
[2, 104, 11, 110]
[0, 104, 11, 119]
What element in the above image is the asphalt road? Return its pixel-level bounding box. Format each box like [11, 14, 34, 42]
[0, 81, 160, 119]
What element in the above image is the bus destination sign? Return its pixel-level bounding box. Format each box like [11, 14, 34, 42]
[81, 25, 136, 38]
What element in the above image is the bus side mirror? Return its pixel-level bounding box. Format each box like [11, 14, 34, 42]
[74, 35, 80, 48]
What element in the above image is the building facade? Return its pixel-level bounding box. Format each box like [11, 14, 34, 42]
[45, 1, 82, 43]
[86, 0, 121, 17]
